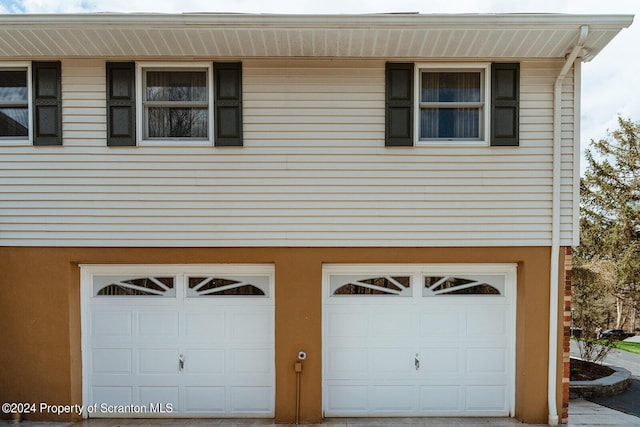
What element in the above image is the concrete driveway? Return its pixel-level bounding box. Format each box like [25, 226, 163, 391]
[2, 404, 640, 427]
[2, 400, 640, 427]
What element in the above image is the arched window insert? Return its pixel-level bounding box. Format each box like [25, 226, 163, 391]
[423, 276, 502, 296]
[332, 276, 411, 296]
[187, 276, 269, 297]
[94, 276, 175, 297]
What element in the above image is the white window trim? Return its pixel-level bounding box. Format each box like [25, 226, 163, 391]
[0, 61, 32, 146]
[136, 62, 214, 147]
[414, 62, 491, 147]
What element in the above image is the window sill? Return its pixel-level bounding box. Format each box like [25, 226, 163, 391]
[0, 139, 32, 146]
[138, 139, 213, 147]
[416, 139, 488, 147]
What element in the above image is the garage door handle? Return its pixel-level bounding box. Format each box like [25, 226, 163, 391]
[179, 354, 184, 371]
[415, 353, 420, 371]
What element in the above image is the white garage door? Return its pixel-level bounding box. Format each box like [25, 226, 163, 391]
[81, 265, 274, 418]
[323, 264, 516, 417]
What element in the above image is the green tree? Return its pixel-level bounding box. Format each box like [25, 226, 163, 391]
[577, 117, 640, 331]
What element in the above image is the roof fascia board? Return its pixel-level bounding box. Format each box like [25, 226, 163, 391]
[0, 13, 633, 30]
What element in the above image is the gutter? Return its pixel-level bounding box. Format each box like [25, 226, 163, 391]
[548, 24, 589, 427]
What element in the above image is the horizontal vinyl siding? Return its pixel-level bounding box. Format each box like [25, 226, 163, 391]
[61, 60, 106, 145]
[0, 58, 575, 247]
[521, 61, 576, 244]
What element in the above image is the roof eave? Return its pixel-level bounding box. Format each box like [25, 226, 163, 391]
[0, 13, 632, 60]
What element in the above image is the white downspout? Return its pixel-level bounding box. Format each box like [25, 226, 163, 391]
[548, 24, 588, 427]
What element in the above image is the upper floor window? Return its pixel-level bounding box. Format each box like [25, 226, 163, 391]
[109, 61, 243, 147]
[416, 63, 489, 145]
[0, 65, 30, 143]
[137, 63, 213, 145]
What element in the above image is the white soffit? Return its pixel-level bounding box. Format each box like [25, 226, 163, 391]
[0, 13, 632, 60]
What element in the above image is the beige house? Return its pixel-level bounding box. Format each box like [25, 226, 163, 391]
[0, 12, 632, 425]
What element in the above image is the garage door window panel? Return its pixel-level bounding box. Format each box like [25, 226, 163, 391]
[187, 276, 269, 297]
[423, 275, 503, 296]
[94, 276, 176, 297]
[331, 276, 411, 296]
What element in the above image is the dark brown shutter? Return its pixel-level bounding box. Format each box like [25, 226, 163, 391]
[385, 63, 414, 147]
[32, 61, 62, 146]
[491, 63, 520, 146]
[214, 62, 243, 147]
[106, 62, 136, 146]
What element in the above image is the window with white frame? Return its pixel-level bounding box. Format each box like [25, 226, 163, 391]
[140, 64, 211, 141]
[0, 65, 29, 141]
[417, 64, 489, 143]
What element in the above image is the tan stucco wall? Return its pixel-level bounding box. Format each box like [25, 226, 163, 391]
[0, 246, 558, 424]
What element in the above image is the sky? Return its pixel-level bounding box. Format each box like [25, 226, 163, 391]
[0, 0, 638, 173]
